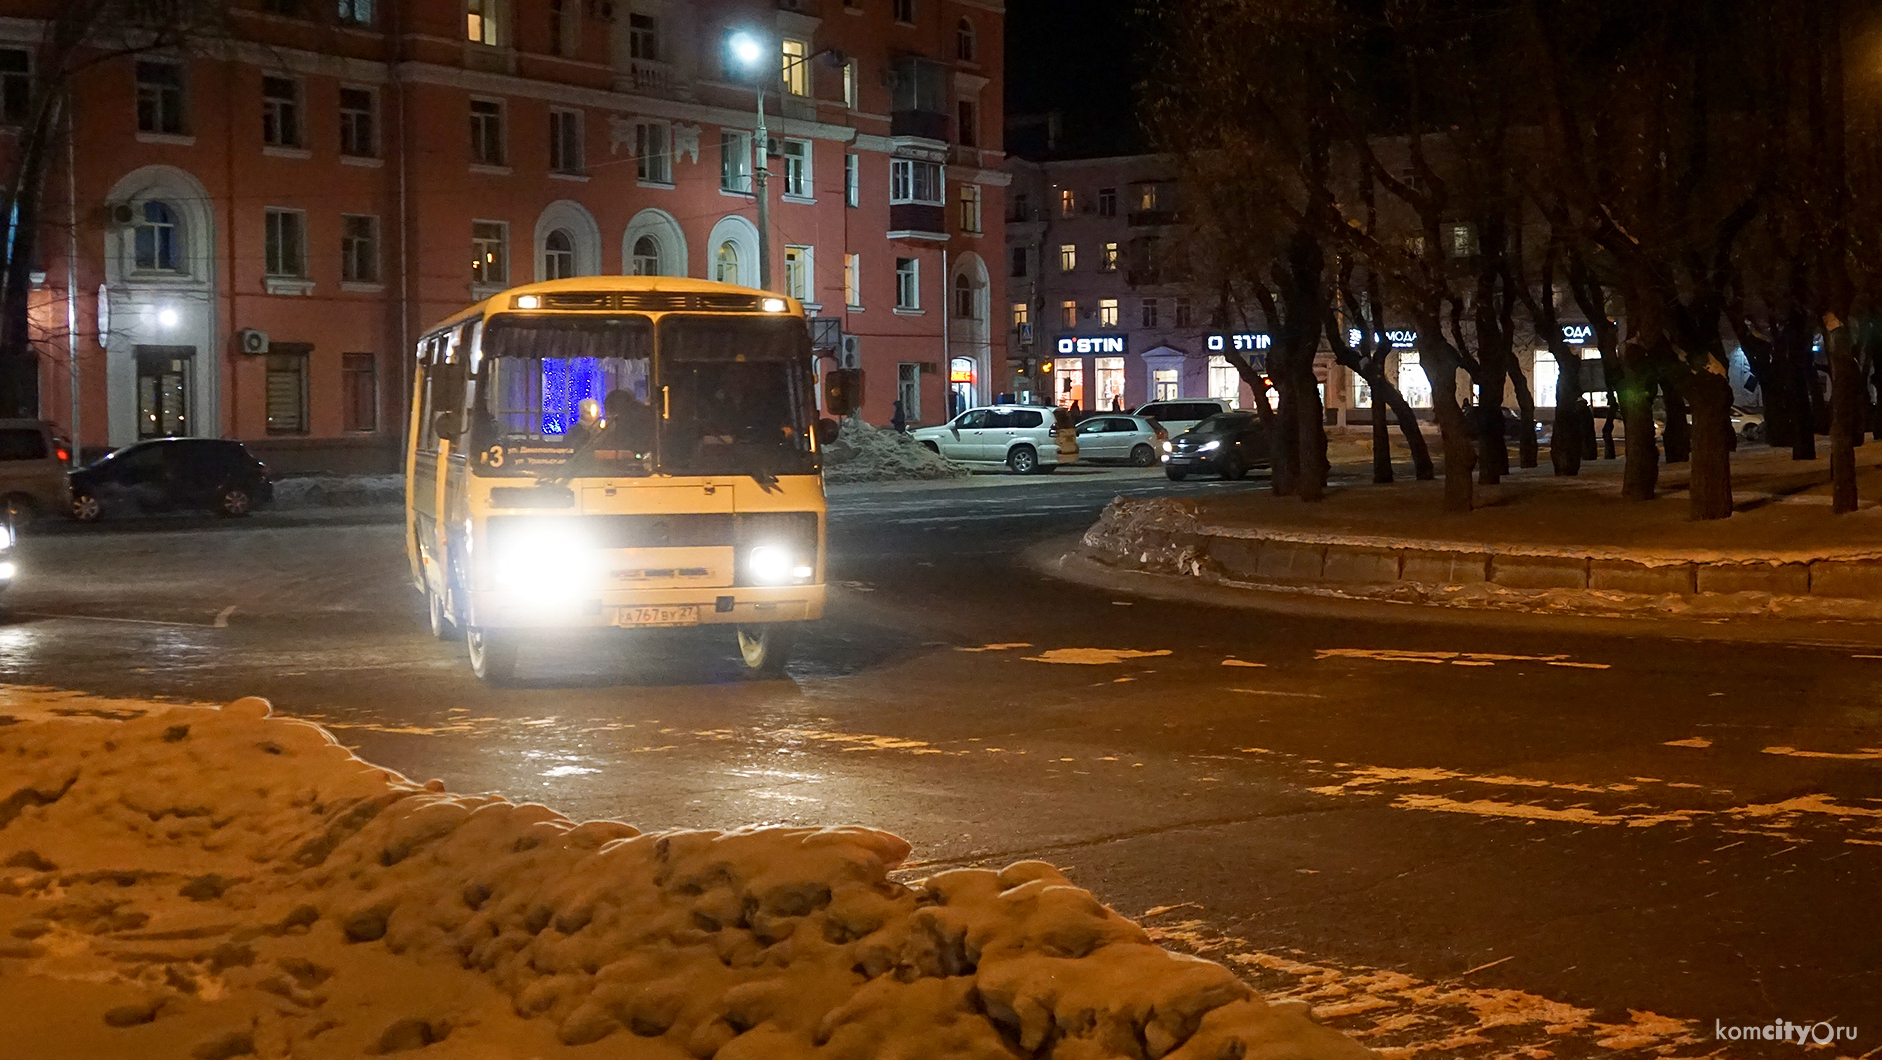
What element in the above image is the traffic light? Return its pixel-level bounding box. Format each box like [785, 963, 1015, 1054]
[824, 368, 864, 416]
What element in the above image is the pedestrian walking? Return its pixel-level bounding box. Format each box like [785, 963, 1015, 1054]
[891, 400, 907, 434]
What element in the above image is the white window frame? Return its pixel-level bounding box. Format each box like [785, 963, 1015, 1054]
[261, 75, 302, 149]
[1059, 244, 1077, 273]
[341, 213, 379, 284]
[135, 60, 187, 136]
[636, 120, 671, 183]
[467, 0, 502, 46]
[543, 228, 577, 279]
[889, 158, 943, 205]
[844, 253, 862, 308]
[1011, 302, 1029, 330]
[549, 107, 584, 174]
[784, 245, 814, 303]
[472, 220, 509, 286]
[1100, 242, 1119, 272]
[721, 130, 753, 193]
[338, 85, 377, 158]
[781, 38, 810, 97]
[958, 184, 982, 233]
[895, 257, 919, 310]
[630, 234, 662, 276]
[782, 138, 813, 199]
[1098, 298, 1119, 328]
[469, 97, 505, 167]
[264, 208, 307, 278]
[842, 60, 859, 109]
[845, 153, 861, 207]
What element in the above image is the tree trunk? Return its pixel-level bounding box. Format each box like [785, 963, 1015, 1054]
[1550, 355, 1584, 475]
[1620, 387, 1659, 499]
[1661, 383, 1691, 463]
[1374, 377, 1435, 480]
[1685, 372, 1735, 520]
[1792, 345, 1820, 459]
[1866, 347, 1882, 441]
[1827, 319, 1860, 513]
[1601, 403, 1617, 459]
[1370, 403, 1392, 483]
[1508, 359, 1539, 469]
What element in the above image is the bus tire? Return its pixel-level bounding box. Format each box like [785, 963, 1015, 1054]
[427, 588, 456, 641]
[737, 623, 798, 676]
[467, 627, 517, 684]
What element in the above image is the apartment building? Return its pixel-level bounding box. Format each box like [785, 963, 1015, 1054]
[4, 0, 1005, 470]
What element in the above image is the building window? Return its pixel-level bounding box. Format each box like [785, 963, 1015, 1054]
[898, 363, 921, 421]
[956, 17, 976, 61]
[782, 139, 812, 197]
[715, 240, 740, 285]
[959, 185, 982, 233]
[264, 208, 306, 277]
[895, 257, 919, 309]
[844, 253, 861, 307]
[472, 221, 508, 285]
[954, 274, 978, 319]
[1209, 357, 1240, 404]
[893, 0, 914, 23]
[265, 352, 309, 435]
[1060, 300, 1077, 328]
[549, 0, 579, 56]
[1141, 299, 1159, 328]
[339, 87, 376, 157]
[467, 0, 500, 45]
[261, 76, 301, 148]
[1174, 297, 1193, 328]
[1154, 368, 1180, 401]
[1011, 192, 1030, 221]
[1447, 222, 1475, 259]
[549, 108, 583, 173]
[632, 235, 661, 276]
[845, 153, 860, 207]
[1010, 246, 1028, 278]
[338, 0, 374, 25]
[784, 246, 812, 303]
[628, 13, 659, 59]
[1012, 302, 1029, 330]
[842, 60, 858, 109]
[1099, 298, 1119, 327]
[1097, 187, 1117, 218]
[781, 38, 809, 97]
[721, 130, 753, 193]
[543, 229, 576, 279]
[636, 121, 670, 182]
[1, 49, 31, 124]
[469, 99, 504, 166]
[1059, 188, 1075, 217]
[341, 214, 378, 283]
[1100, 243, 1119, 272]
[1059, 244, 1077, 272]
[343, 352, 377, 431]
[1398, 351, 1432, 408]
[1534, 351, 1559, 408]
[889, 158, 943, 204]
[135, 60, 186, 135]
[1095, 357, 1125, 411]
[133, 202, 180, 272]
[957, 99, 977, 148]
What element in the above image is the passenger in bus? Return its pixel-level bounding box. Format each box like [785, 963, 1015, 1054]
[602, 389, 656, 457]
[568, 398, 603, 449]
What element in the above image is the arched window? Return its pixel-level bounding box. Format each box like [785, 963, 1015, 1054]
[953, 273, 977, 319]
[956, 18, 976, 62]
[134, 201, 179, 272]
[632, 235, 661, 276]
[715, 240, 740, 285]
[543, 229, 576, 279]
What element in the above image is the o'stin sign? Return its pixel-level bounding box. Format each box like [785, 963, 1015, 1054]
[1057, 335, 1129, 355]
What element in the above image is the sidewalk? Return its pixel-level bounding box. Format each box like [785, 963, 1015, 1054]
[1076, 446, 1882, 624]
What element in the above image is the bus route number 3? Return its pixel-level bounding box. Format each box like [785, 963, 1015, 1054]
[481, 445, 506, 468]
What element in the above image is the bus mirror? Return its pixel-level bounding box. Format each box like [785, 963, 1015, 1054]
[816, 418, 841, 446]
[823, 368, 864, 416]
[432, 410, 464, 441]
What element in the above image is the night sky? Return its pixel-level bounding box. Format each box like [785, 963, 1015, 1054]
[1004, 0, 1142, 158]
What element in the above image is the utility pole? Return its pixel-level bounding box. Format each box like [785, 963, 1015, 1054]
[754, 82, 771, 292]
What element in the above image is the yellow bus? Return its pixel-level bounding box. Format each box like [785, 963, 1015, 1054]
[405, 277, 834, 683]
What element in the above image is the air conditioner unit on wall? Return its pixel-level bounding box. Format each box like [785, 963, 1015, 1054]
[237, 329, 270, 355]
[840, 335, 862, 369]
[108, 202, 136, 226]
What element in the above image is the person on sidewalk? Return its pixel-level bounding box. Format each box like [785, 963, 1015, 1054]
[891, 400, 907, 434]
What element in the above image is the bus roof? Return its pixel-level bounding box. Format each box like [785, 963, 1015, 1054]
[421, 277, 807, 336]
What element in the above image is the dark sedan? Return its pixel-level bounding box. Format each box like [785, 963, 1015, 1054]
[69, 438, 273, 522]
[1163, 412, 1271, 480]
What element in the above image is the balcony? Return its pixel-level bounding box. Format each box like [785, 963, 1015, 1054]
[1127, 209, 1181, 228]
[888, 203, 948, 240]
[1126, 269, 1162, 287]
[891, 109, 950, 143]
[615, 58, 684, 99]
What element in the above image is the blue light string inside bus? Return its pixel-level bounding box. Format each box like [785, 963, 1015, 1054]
[539, 358, 609, 436]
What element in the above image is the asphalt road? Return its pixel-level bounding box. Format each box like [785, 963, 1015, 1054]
[3, 465, 1879, 1058]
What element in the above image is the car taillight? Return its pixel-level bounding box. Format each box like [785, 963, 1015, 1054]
[55, 447, 69, 462]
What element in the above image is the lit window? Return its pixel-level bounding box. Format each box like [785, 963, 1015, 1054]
[1100, 243, 1118, 272]
[1059, 188, 1075, 217]
[1154, 368, 1179, 401]
[1012, 302, 1029, 329]
[1137, 185, 1159, 212]
[844, 254, 862, 307]
[781, 38, 810, 96]
[1398, 351, 1432, 408]
[466, 0, 500, 45]
[471, 221, 508, 285]
[1060, 300, 1077, 328]
[1099, 299, 1119, 327]
[1059, 244, 1077, 272]
[784, 246, 813, 302]
[1209, 357, 1240, 404]
[895, 257, 919, 309]
[842, 60, 859, 109]
[1447, 223, 1475, 258]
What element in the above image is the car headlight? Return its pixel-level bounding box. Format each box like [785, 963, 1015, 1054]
[0, 523, 12, 550]
[1198, 440, 1221, 452]
[490, 520, 600, 591]
[748, 545, 814, 585]
[1161, 441, 1173, 453]
[0, 561, 14, 580]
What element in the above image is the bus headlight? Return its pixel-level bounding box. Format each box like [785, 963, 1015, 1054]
[0, 561, 14, 581]
[0, 523, 11, 549]
[491, 520, 599, 592]
[748, 545, 813, 585]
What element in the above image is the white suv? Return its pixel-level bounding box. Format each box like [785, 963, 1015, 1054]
[911, 405, 1080, 474]
[1134, 398, 1234, 437]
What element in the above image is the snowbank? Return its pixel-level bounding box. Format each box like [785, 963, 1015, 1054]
[270, 474, 406, 510]
[822, 421, 973, 484]
[0, 698, 1370, 1060]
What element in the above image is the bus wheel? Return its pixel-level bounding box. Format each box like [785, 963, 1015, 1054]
[467, 628, 517, 684]
[737, 623, 798, 676]
[427, 588, 456, 641]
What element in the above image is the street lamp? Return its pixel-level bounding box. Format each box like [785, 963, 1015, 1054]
[726, 31, 776, 292]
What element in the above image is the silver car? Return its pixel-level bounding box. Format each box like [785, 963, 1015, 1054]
[911, 404, 1080, 474]
[1073, 414, 1168, 466]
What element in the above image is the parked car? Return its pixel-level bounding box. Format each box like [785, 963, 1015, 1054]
[1163, 412, 1271, 480]
[911, 405, 1080, 474]
[0, 419, 73, 522]
[68, 438, 273, 522]
[1732, 406, 1766, 444]
[1135, 398, 1235, 437]
[1073, 414, 1168, 466]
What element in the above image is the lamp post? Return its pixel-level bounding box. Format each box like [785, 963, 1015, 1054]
[727, 32, 774, 292]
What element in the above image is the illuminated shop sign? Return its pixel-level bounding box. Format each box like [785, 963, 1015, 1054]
[1346, 328, 1420, 349]
[1057, 335, 1129, 355]
[1562, 324, 1594, 344]
[1206, 333, 1273, 352]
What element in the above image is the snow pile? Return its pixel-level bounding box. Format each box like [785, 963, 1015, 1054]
[0, 699, 1371, 1060]
[1083, 497, 1212, 576]
[822, 421, 973, 484]
[270, 474, 406, 510]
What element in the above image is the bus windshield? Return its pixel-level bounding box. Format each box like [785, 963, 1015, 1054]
[468, 314, 814, 480]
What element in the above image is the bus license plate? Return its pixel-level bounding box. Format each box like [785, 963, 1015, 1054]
[618, 605, 699, 628]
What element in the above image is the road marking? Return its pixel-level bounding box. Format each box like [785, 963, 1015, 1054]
[1664, 737, 1713, 748]
[955, 642, 1032, 653]
[214, 605, 237, 628]
[1024, 648, 1173, 665]
[1222, 659, 1266, 668]
[1317, 647, 1611, 669]
[1232, 689, 1324, 699]
[16, 610, 219, 629]
[1763, 745, 1882, 761]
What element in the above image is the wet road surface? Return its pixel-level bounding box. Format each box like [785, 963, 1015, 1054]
[3, 466, 1879, 1058]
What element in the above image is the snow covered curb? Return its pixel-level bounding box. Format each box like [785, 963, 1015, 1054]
[1081, 497, 1882, 619]
[269, 474, 405, 510]
[0, 696, 1370, 1060]
[821, 421, 973, 484]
